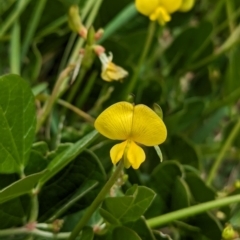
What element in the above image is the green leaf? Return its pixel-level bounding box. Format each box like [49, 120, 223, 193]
[32, 141, 49, 155]
[80, 226, 94, 240]
[125, 217, 156, 240]
[171, 177, 190, 211]
[112, 226, 141, 240]
[123, 186, 156, 222]
[48, 180, 99, 222]
[229, 207, 240, 228]
[100, 196, 134, 223]
[165, 135, 200, 169]
[99, 207, 121, 225]
[165, 98, 205, 136]
[46, 143, 73, 162]
[185, 172, 216, 203]
[146, 161, 183, 217]
[39, 130, 99, 185]
[0, 171, 45, 204]
[165, 21, 213, 71]
[187, 212, 222, 240]
[192, 108, 228, 144]
[0, 195, 30, 229]
[38, 150, 106, 221]
[24, 141, 49, 175]
[24, 149, 48, 175]
[0, 74, 36, 173]
[101, 185, 155, 224]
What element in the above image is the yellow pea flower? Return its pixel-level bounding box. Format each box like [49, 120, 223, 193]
[94, 102, 167, 169]
[99, 52, 128, 82]
[136, 0, 182, 25]
[135, 0, 194, 25]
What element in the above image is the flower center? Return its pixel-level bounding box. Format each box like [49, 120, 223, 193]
[149, 6, 171, 25]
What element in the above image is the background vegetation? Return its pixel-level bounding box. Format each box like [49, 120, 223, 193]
[1, 0, 240, 239]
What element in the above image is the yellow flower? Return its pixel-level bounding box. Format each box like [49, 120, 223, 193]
[99, 52, 128, 82]
[94, 102, 167, 169]
[135, 0, 194, 25]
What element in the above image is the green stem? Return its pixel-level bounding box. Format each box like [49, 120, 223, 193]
[98, 3, 137, 44]
[36, 94, 95, 123]
[36, 66, 74, 132]
[21, 0, 47, 60]
[146, 194, 240, 228]
[32, 229, 70, 239]
[68, 160, 124, 240]
[58, 32, 77, 74]
[225, 0, 235, 33]
[68, 0, 103, 65]
[28, 194, 39, 222]
[207, 118, 240, 185]
[0, 227, 70, 239]
[0, 0, 30, 38]
[90, 85, 114, 115]
[76, 70, 98, 108]
[0, 228, 28, 236]
[10, 21, 20, 74]
[58, 0, 95, 72]
[48, 181, 98, 222]
[66, 0, 103, 104]
[193, 6, 240, 62]
[66, 64, 88, 104]
[178, 24, 240, 76]
[123, 21, 156, 98]
[57, 98, 95, 123]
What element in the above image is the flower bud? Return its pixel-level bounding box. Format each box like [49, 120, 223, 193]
[222, 225, 236, 240]
[68, 5, 87, 37]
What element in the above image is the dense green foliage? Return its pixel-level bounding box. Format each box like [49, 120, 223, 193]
[1, 0, 240, 239]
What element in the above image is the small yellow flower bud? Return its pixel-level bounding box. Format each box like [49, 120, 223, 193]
[222, 225, 236, 240]
[234, 180, 240, 188]
[68, 5, 87, 37]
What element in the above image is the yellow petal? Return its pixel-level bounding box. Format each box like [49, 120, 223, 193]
[178, 0, 195, 12]
[131, 104, 167, 146]
[94, 102, 133, 140]
[101, 62, 128, 82]
[110, 141, 127, 165]
[127, 141, 145, 169]
[135, 0, 160, 16]
[159, 0, 182, 13]
[152, 7, 171, 25]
